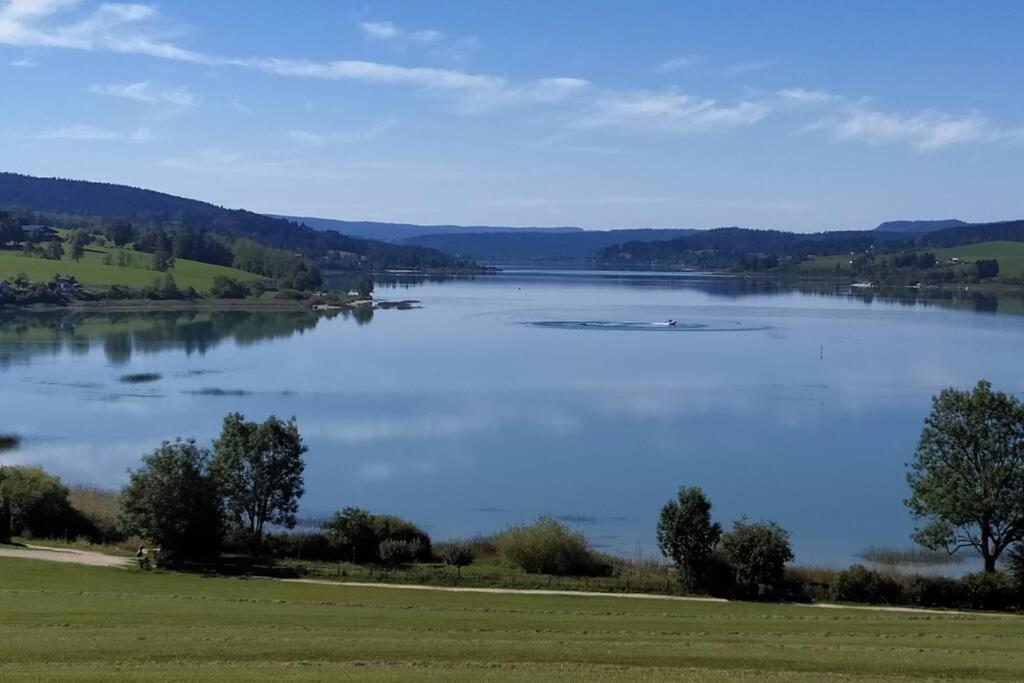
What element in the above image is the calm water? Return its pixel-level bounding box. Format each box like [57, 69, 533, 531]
[3, 270, 1024, 568]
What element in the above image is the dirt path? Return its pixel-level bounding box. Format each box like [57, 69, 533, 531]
[0, 544, 130, 568]
[1, 546, 1015, 618]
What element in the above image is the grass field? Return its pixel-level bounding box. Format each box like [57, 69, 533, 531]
[0, 241, 260, 293]
[802, 241, 1024, 278]
[934, 241, 1024, 276]
[1, 557, 1022, 681]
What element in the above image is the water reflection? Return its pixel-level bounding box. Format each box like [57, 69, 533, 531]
[366, 268, 1024, 316]
[0, 309, 336, 367]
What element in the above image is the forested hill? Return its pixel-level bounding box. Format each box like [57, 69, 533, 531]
[401, 229, 699, 262]
[917, 220, 1024, 248]
[277, 215, 583, 242]
[0, 173, 471, 270]
[874, 219, 967, 233]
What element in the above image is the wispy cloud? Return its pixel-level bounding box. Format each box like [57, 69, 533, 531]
[574, 89, 768, 133]
[284, 118, 398, 146]
[359, 20, 443, 44]
[31, 123, 152, 143]
[658, 55, 702, 72]
[776, 88, 841, 104]
[811, 108, 1013, 151]
[90, 80, 196, 108]
[7, 54, 37, 66]
[727, 60, 777, 75]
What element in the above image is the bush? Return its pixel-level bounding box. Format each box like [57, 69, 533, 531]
[264, 531, 334, 561]
[438, 540, 477, 575]
[959, 572, 1019, 611]
[905, 575, 964, 608]
[378, 539, 421, 568]
[719, 519, 794, 598]
[0, 466, 94, 540]
[833, 565, 905, 605]
[322, 507, 432, 564]
[656, 486, 722, 593]
[209, 276, 250, 299]
[495, 516, 608, 576]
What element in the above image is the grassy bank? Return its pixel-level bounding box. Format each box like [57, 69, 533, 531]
[0, 243, 260, 292]
[1, 557, 1021, 681]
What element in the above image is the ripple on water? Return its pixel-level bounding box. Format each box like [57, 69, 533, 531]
[525, 320, 769, 332]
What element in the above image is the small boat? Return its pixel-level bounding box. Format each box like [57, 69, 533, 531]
[653, 320, 677, 327]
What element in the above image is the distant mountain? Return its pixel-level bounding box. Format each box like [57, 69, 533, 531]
[400, 229, 700, 262]
[874, 219, 967, 233]
[276, 215, 583, 242]
[0, 173, 471, 270]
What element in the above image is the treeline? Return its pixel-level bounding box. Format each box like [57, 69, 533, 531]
[0, 173, 477, 272]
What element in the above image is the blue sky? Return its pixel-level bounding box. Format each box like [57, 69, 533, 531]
[1, 1, 1022, 231]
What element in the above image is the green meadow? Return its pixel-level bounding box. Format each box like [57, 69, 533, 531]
[1, 557, 1022, 681]
[0, 241, 260, 293]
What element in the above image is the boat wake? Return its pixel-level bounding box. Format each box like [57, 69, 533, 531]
[525, 320, 768, 332]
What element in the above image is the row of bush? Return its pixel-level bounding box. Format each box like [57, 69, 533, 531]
[794, 564, 1024, 612]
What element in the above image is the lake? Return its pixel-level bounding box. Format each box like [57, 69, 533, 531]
[3, 269, 1024, 568]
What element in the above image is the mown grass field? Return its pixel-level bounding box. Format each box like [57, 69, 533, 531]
[1, 557, 1022, 681]
[0, 241, 260, 293]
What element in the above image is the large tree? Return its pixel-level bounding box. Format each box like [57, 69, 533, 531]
[906, 381, 1024, 572]
[119, 439, 224, 562]
[212, 413, 307, 546]
[656, 486, 722, 592]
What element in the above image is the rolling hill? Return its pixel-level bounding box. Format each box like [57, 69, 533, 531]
[0, 173, 472, 271]
[276, 215, 583, 242]
[874, 219, 967, 233]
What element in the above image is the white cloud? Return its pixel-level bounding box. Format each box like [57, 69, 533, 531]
[776, 88, 841, 104]
[0, 1, 208, 62]
[575, 89, 768, 133]
[359, 20, 443, 44]
[90, 80, 196, 107]
[815, 108, 1000, 151]
[284, 118, 398, 146]
[7, 54, 37, 66]
[658, 56, 701, 72]
[31, 123, 152, 142]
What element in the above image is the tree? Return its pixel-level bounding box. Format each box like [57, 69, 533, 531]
[656, 486, 722, 592]
[104, 221, 135, 247]
[119, 440, 224, 562]
[906, 380, 1024, 572]
[209, 276, 250, 299]
[152, 245, 174, 272]
[719, 519, 794, 596]
[0, 213, 24, 248]
[44, 238, 64, 260]
[211, 413, 307, 547]
[975, 259, 1000, 280]
[323, 506, 378, 562]
[69, 230, 90, 262]
[439, 541, 477, 577]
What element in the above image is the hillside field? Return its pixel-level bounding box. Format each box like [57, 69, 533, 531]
[0, 241, 260, 293]
[802, 241, 1024, 276]
[1, 557, 1022, 681]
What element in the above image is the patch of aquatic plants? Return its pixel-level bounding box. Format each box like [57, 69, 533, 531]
[0, 433, 21, 452]
[118, 373, 162, 384]
[183, 388, 251, 396]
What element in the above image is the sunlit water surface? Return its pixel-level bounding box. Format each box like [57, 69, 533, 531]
[3, 269, 1024, 568]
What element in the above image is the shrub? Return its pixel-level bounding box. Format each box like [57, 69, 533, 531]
[0, 466, 93, 540]
[905, 575, 964, 608]
[209, 276, 250, 299]
[378, 539, 421, 568]
[265, 531, 334, 561]
[438, 540, 477, 575]
[833, 565, 905, 605]
[323, 507, 432, 564]
[959, 571, 1019, 611]
[719, 519, 794, 598]
[495, 516, 608, 576]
